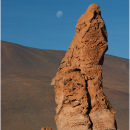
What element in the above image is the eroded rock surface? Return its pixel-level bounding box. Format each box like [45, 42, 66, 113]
[51, 4, 116, 130]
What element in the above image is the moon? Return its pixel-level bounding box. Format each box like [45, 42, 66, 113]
[56, 11, 63, 18]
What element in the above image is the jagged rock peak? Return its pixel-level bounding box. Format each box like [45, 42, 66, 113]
[51, 3, 117, 130]
[77, 4, 101, 25]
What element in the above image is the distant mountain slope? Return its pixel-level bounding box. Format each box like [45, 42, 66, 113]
[2, 41, 129, 130]
[2, 41, 65, 78]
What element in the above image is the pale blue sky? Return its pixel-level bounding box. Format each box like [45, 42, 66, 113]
[2, 0, 129, 59]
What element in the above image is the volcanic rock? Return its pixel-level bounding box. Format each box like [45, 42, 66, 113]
[51, 4, 117, 130]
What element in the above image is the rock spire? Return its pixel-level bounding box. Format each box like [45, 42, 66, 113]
[51, 4, 117, 130]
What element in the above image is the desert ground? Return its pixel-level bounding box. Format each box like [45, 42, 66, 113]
[2, 41, 129, 130]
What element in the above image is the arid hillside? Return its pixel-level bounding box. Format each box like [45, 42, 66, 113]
[2, 41, 129, 130]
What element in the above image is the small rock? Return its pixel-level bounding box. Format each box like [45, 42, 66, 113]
[41, 127, 52, 130]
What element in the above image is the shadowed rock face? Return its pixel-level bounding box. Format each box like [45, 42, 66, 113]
[51, 4, 116, 130]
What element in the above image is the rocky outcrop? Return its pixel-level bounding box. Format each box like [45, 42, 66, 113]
[51, 4, 117, 130]
[41, 127, 52, 130]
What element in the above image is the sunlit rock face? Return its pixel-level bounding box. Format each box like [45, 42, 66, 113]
[51, 4, 117, 130]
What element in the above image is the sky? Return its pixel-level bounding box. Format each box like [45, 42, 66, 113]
[2, 0, 129, 59]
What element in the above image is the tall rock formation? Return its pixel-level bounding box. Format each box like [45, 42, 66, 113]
[51, 4, 117, 130]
